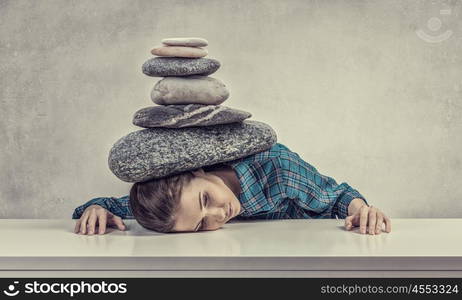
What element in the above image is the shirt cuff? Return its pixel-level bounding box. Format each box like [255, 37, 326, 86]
[333, 190, 369, 219]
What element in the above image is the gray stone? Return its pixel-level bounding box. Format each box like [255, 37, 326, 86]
[151, 76, 229, 105]
[142, 57, 220, 77]
[132, 104, 252, 128]
[108, 120, 277, 182]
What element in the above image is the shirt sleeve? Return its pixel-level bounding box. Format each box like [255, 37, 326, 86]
[278, 144, 368, 219]
[321, 174, 369, 219]
[71, 195, 134, 219]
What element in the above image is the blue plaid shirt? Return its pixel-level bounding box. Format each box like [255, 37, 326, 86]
[72, 143, 368, 220]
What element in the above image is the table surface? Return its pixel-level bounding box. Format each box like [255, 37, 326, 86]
[1, 218, 461, 275]
[0, 218, 460, 256]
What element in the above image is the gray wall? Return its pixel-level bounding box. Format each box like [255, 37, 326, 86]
[1, 0, 461, 219]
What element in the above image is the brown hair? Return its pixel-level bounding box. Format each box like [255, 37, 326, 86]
[129, 170, 195, 233]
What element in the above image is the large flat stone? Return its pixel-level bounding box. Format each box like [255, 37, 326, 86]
[132, 104, 252, 128]
[108, 120, 277, 182]
[142, 57, 220, 77]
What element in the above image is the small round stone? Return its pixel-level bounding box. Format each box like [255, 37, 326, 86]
[161, 37, 208, 47]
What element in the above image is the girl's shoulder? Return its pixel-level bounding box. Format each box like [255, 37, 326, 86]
[216, 142, 296, 172]
[224, 142, 293, 164]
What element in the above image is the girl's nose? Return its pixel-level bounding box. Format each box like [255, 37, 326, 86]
[212, 206, 227, 222]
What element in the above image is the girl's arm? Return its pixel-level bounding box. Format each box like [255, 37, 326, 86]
[71, 195, 134, 219]
[276, 143, 369, 219]
[325, 179, 369, 219]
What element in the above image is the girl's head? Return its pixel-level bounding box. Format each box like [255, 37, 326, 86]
[129, 167, 241, 233]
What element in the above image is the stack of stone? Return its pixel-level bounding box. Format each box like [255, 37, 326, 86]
[108, 37, 277, 183]
[134, 37, 250, 128]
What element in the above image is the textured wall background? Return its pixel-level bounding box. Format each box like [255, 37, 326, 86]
[1, 0, 461, 219]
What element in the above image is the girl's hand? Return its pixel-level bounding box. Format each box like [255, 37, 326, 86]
[345, 204, 391, 235]
[74, 204, 126, 235]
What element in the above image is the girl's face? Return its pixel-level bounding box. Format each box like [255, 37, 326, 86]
[171, 168, 241, 232]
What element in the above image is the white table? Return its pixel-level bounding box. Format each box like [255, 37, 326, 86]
[0, 218, 460, 278]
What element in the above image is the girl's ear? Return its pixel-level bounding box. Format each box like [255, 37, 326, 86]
[191, 168, 205, 177]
